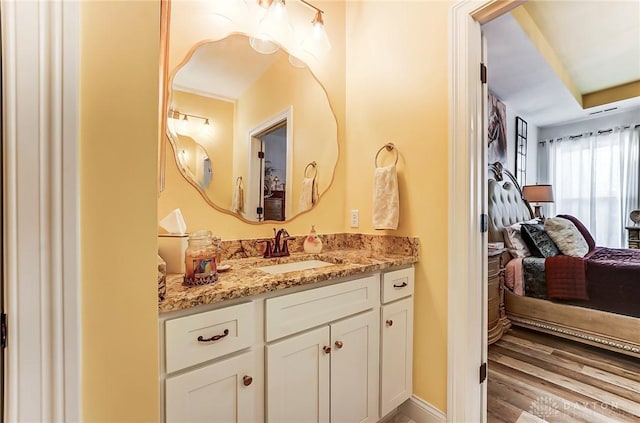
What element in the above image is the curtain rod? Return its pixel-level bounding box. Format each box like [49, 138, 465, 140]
[539, 123, 640, 144]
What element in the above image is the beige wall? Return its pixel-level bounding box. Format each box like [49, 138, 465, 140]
[233, 52, 338, 218]
[172, 90, 235, 207]
[80, 0, 449, 419]
[80, 1, 160, 421]
[345, 1, 450, 412]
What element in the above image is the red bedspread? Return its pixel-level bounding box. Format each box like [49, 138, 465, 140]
[545, 255, 588, 300]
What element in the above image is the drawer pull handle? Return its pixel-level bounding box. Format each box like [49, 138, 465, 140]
[243, 375, 253, 386]
[386, 319, 393, 327]
[197, 329, 229, 343]
[334, 340, 344, 349]
[323, 346, 331, 354]
[393, 281, 408, 288]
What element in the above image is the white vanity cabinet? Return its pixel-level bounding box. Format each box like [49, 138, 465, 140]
[266, 309, 380, 423]
[265, 274, 380, 423]
[160, 301, 264, 423]
[380, 268, 414, 417]
[165, 349, 262, 422]
[159, 265, 415, 423]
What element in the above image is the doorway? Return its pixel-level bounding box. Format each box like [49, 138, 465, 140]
[257, 123, 287, 221]
[247, 107, 293, 222]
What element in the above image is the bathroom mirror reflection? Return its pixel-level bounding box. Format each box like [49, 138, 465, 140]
[166, 33, 338, 222]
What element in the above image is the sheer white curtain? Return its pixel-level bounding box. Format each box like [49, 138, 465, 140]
[540, 126, 640, 248]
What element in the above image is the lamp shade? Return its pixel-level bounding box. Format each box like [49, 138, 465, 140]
[522, 184, 554, 203]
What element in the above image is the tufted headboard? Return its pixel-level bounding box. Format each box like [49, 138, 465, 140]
[487, 163, 534, 243]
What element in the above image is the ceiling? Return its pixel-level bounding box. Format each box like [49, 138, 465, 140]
[173, 35, 282, 100]
[483, 1, 640, 128]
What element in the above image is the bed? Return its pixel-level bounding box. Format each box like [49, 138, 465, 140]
[487, 163, 640, 358]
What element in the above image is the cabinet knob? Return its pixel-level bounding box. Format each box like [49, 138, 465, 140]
[386, 319, 393, 327]
[323, 346, 331, 354]
[334, 340, 343, 349]
[242, 375, 253, 386]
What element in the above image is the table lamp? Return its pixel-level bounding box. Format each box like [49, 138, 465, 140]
[522, 184, 554, 219]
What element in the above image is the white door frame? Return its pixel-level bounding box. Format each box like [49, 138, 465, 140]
[247, 106, 294, 221]
[448, 1, 522, 421]
[2, 1, 80, 421]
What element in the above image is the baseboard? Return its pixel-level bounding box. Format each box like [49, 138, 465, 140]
[399, 395, 446, 423]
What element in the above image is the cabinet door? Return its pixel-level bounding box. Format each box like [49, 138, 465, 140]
[165, 349, 262, 423]
[380, 297, 413, 417]
[330, 310, 380, 423]
[266, 326, 330, 423]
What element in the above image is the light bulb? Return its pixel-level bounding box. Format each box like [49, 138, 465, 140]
[250, 0, 292, 53]
[302, 11, 331, 60]
[249, 37, 279, 54]
[178, 115, 189, 133]
[200, 118, 212, 137]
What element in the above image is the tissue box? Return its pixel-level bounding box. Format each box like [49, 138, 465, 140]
[158, 234, 188, 274]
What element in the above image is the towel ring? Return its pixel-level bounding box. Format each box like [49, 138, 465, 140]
[304, 161, 317, 178]
[236, 176, 243, 186]
[375, 143, 398, 167]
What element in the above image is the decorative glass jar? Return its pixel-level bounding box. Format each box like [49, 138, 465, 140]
[184, 230, 218, 286]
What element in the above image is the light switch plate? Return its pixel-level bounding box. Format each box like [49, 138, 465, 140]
[350, 209, 359, 228]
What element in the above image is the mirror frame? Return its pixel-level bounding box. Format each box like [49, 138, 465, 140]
[159, 2, 340, 224]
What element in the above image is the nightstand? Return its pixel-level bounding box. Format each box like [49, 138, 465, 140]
[488, 248, 511, 344]
[626, 226, 639, 249]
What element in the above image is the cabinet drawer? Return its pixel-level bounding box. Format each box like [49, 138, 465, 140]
[488, 256, 501, 275]
[381, 267, 414, 304]
[265, 275, 379, 342]
[165, 302, 255, 373]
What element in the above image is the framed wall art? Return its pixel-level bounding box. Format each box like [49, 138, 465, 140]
[487, 92, 507, 166]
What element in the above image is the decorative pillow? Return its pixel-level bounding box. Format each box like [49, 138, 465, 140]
[503, 226, 531, 258]
[557, 214, 596, 252]
[544, 217, 589, 257]
[520, 223, 561, 258]
[502, 219, 539, 258]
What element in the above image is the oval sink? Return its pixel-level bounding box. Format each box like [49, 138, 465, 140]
[257, 260, 335, 275]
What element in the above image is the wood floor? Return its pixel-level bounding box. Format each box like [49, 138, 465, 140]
[488, 327, 640, 423]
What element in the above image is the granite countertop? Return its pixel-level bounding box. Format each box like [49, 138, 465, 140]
[159, 248, 418, 313]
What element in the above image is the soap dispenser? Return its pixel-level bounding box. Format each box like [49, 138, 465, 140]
[303, 225, 323, 254]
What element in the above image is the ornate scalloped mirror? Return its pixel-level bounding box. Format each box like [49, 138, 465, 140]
[166, 33, 338, 223]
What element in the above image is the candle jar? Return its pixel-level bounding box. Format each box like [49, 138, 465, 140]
[184, 230, 218, 286]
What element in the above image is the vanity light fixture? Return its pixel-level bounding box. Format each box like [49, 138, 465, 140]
[168, 109, 211, 133]
[246, 0, 330, 62]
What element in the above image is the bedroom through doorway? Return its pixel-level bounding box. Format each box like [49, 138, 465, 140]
[481, 2, 640, 422]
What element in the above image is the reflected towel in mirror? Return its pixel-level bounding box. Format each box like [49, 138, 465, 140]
[231, 177, 244, 213]
[298, 177, 318, 213]
[373, 164, 399, 230]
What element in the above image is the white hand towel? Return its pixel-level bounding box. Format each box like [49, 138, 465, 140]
[373, 164, 399, 230]
[298, 177, 318, 213]
[231, 179, 244, 213]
